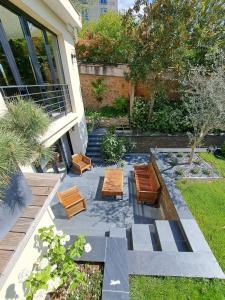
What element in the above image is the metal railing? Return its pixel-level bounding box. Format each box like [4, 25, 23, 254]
[69, 0, 82, 14]
[0, 84, 73, 120]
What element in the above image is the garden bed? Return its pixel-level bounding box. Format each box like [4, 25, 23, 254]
[154, 151, 220, 179]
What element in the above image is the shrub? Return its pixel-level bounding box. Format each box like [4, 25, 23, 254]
[194, 159, 201, 165]
[130, 97, 150, 133]
[191, 167, 200, 174]
[91, 78, 107, 105]
[24, 226, 86, 299]
[177, 152, 184, 158]
[166, 152, 173, 159]
[175, 168, 184, 176]
[87, 112, 101, 133]
[101, 132, 133, 163]
[112, 96, 128, 115]
[170, 157, 178, 167]
[202, 169, 211, 176]
[148, 92, 190, 134]
[221, 142, 225, 158]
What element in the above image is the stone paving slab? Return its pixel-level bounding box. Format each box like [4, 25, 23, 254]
[102, 291, 129, 300]
[128, 251, 225, 279]
[103, 238, 129, 296]
[132, 224, 153, 251]
[180, 219, 212, 252]
[70, 236, 107, 262]
[110, 228, 127, 238]
[155, 221, 178, 252]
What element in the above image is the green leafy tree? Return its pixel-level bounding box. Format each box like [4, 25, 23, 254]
[0, 98, 53, 201]
[91, 78, 107, 107]
[183, 54, 225, 164]
[124, 0, 225, 117]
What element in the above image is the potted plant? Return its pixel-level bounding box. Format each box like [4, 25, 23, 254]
[0, 97, 53, 211]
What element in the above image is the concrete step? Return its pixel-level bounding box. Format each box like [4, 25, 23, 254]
[155, 220, 178, 252]
[179, 219, 211, 253]
[88, 136, 104, 142]
[86, 146, 101, 151]
[86, 152, 102, 158]
[110, 227, 127, 239]
[131, 224, 153, 251]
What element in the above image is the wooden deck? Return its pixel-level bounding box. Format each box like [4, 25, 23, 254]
[0, 173, 60, 275]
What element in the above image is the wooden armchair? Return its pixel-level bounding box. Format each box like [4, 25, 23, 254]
[56, 187, 86, 219]
[72, 154, 92, 175]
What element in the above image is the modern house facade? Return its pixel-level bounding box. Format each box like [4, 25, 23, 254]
[78, 0, 118, 22]
[0, 1, 89, 298]
[0, 0, 88, 175]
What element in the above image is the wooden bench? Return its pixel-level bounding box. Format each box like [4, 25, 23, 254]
[102, 169, 124, 198]
[134, 162, 161, 205]
[72, 154, 92, 175]
[56, 187, 86, 219]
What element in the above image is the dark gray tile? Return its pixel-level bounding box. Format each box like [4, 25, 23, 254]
[103, 238, 129, 293]
[69, 236, 107, 262]
[102, 291, 129, 300]
[132, 224, 153, 251]
[155, 221, 178, 252]
[110, 228, 127, 238]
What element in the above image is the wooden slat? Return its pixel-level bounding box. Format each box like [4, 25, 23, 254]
[30, 195, 47, 206]
[30, 186, 53, 196]
[21, 206, 41, 219]
[0, 250, 14, 274]
[0, 232, 25, 251]
[10, 218, 34, 233]
[24, 173, 61, 180]
[26, 178, 59, 187]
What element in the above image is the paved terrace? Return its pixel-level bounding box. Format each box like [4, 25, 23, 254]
[51, 154, 163, 235]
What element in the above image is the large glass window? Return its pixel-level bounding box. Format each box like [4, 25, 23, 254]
[0, 5, 36, 84]
[28, 21, 53, 84]
[0, 42, 15, 86]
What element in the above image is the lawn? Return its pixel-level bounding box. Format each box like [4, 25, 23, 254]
[199, 152, 225, 177]
[130, 179, 225, 300]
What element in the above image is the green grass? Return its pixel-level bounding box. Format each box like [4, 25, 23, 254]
[199, 152, 225, 177]
[130, 179, 225, 300]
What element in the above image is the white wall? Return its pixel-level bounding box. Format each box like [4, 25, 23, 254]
[0, 208, 55, 300]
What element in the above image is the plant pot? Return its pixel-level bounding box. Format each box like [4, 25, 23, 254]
[0, 169, 32, 239]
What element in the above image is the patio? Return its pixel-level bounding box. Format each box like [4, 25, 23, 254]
[51, 154, 163, 235]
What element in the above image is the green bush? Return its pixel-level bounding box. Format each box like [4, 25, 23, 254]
[202, 169, 211, 176]
[86, 105, 126, 118]
[130, 97, 150, 133]
[177, 152, 184, 158]
[112, 96, 128, 115]
[101, 131, 134, 163]
[148, 92, 190, 134]
[221, 142, 225, 158]
[191, 167, 200, 174]
[87, 112, 101, 133]
[175, 168, 184, 176]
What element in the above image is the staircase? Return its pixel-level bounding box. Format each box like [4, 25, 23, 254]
[86, 130, 105, 165]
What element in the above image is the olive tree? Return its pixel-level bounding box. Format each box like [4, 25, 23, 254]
[183, 56, 225, 164]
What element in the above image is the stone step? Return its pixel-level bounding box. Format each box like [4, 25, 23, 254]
[155, 220, 178, 252]
[110, 227, 127, 239]
[102, 238, 129, 300]
[86, 146, 101, 151]
[131, 224, 153, 251]
[179, 219, 211, 252]
[86, 152, 102, 158]
[88, 136, 104, 142]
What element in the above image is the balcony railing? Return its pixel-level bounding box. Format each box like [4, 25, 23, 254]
[0, 84, 73, 120]
[69, 0, 82, 14]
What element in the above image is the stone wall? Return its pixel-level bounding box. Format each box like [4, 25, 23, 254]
[79, 63, 179, 110]
[123, 134, 225, 152]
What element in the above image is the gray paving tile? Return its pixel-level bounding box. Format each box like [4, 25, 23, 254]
[102, 291, 129, 300]
[103, 238, 129, 293]
[155, 221, 178, 252]
[132, 224, 153, 251]
[69, 236, 107, 262]
[110, 228, 127, 238]
[180, 219, 211, 252]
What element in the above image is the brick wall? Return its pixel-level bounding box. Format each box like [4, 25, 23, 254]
[79, 63, 179, 110]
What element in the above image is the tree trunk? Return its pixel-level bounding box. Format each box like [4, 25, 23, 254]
[188, 143, 196, 164]
[148, 96, 156, 122]
[129, 82, 135, 117]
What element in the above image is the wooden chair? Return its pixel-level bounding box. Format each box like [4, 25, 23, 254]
[72, 154, 92, 175]
[56, 187, 86, 219]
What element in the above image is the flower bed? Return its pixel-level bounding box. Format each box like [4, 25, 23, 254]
[154, 151, 220, 179]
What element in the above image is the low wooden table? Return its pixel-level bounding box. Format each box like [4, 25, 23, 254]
[102, 168, 124, 198]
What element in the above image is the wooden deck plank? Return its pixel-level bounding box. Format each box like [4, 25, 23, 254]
[24, 173, 61, 180]
[26, 178, 59, 187]
[0, 250, 14, 274]
[30, 186, 53, 196]
[21, 206, 42, 219]
[0, 232, 25, 251]
[10, 218, 34, 234]
[30, 195, 47, 206]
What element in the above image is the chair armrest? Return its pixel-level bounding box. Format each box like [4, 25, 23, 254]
[82, 155, 92, 165]
[73, 162, 81, 170]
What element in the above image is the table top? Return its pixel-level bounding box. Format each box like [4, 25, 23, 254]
[102, 168, 124, 196]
